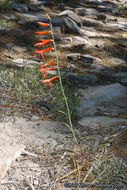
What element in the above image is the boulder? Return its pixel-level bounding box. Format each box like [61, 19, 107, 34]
[87, 0, 105, 6]
[60, 36, 91, 49]
[76, 8, 99, 16]
[97, 6, 115, 13]
[81, 27, 111, 38]
[63, 17, 83, 34]
[75, 8, 106, 20]
[66, 53, 81, 61]
[66, 53, 101, 65]
[111, 72, 127, 86]
[103, 0, 117, 7]
[58, 10, 82, 25]
[78, 116, 126, 135]
[12, 2, 28, 13]
[76, 83, 127, 117]
[12, 59, 41, 67]
[63, 73, 97, 87]
[82, 17, 104, 28]
[80, 54, 101, 64]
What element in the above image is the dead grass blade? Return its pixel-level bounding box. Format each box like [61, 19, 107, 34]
[56, 162, 85, 182]
[31, 113, 55, 121]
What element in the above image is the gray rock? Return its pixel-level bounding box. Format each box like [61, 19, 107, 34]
[76, 8, 99, 16]
[101, 23, 125, 32]
[21, 12, 64, 26]
[66, 53, 101, 64]
[97, 6, 116, 13]
[60, 36, 91, 49]
[64, 17, 82, 34]
[103, 0, 117, 7]
[6, 43, 27, 54]
[0, 27, 24, 35]
[33, 0, 54, 6]
[112, 73, 127, 86]
[22, 12, 82, 34]
[12, 59, 41, 67]
[4, 53, 14, 59]
[117, 39, 127, 48]
[59, 10, 82, 25]
[96, 14, 106, 20]
[105, 57, 126, 67]
[90, 64, 104, 73]
[87, 0, 105, 6]
[76, 8, 106, 20]
[94, 41, 105, 48]
[66, 53, 81, 61]
[63, 73, 97, 87]
[6, 43, 14, 50]
[18, 18, 27, 25]
[12, 2, 28, 13]
[12, 46, 27, 54]
[21, 12, 49, 22]
[58, 185, 71, 190]
[80, 54, 101, 63]
[2, 14, 16, 21]
[111, 72, 127, 85]
[113, 11, 122, 16]
[81, 27, 111, 38]
[120, 78, 127, 86]
[82, 18, 104, 28]
[76, 83, 127, 118]
[78, 116, 126, 135]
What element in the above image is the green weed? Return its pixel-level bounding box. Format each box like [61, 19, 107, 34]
[0, 18, 9, 27]
[0, 0, 12, 10]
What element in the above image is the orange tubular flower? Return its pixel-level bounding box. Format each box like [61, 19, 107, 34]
[38, 66, 57, 77]
[35, 31, 50, 34]
[34, 47, 53, 53]
[37, 22, 49, 26]
[34, 39, 52, 47]
[42, 76, 59, 88]
[33, 47, 53, 59]
[46, 13, 50, 20]
[40, 59, 55, 68]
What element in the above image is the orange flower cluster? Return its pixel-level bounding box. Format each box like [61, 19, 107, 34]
[34, 14, 59, 88]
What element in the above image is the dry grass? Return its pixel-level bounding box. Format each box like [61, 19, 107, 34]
[48, 132, 127, 189]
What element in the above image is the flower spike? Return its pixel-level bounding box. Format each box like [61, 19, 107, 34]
[41, 76, 59, 88]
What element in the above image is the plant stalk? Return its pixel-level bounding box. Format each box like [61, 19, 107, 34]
[49, 18, 78, 144]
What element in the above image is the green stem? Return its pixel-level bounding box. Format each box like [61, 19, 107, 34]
[49, 18, 78, 144]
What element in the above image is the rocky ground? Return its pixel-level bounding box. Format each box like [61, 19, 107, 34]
[0, 0, 127, 189]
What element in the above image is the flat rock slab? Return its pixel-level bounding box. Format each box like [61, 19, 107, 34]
[12, 59, 42, 67]
[58, 10, 82, 25]
[12, 2, 28, 13]
[0, 117, 64, 181]
[81, 27, 111, 38]
[63, 73, 97, 87]
[78, 116, 127, 135]
[76, 83, 127, 117]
